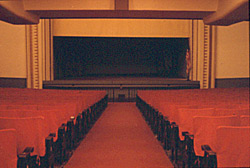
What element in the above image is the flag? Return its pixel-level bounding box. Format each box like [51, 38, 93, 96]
[185, 49, 191, 77]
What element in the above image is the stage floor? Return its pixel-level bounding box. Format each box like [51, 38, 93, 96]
[43, 77, 200, 102]
[44, 77, 199, 86]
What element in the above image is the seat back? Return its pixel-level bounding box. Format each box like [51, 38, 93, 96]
[0, 129, 17, 168]
[216, 126, 250, 168]
[193, 115, 239, 156]
[215, 108, 249, 116]
[240, 115, 250, 126]
[0, 116, 46, 156]
[178, 108, 215, 140]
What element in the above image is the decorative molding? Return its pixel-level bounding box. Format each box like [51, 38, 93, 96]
[26, 25, 31, 88]
[190, 20, 215, 89]
[201, 24, 211, 89]
[33, 24, 41, 89]
[26, 19, 53, 89]
[190, 19, 198, 81]
[210, 26, 216, 88]
[42, 19, 54, 81]
[26, 24, 41, 89]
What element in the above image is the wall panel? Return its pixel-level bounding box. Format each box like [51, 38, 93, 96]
[215, 21, 249, 78]
[53, 19, 191, 38]
[0, 21, 26, 78]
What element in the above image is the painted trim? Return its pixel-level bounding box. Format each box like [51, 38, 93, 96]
[201, 24, 210, 89]
[190, 20, 215, 89]
[26, 25, 32, 89]
[210, 26, 216, 88]
[26, 19, 53, 89]
[26, 24, 41, 89]
[0, 78, 26, 88]
[42, 19, 54, 81]
[215, 78, 249, 88]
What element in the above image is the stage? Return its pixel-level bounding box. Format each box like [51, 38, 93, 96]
[43, 77, 200, 101]
[43, 77, 199, 88]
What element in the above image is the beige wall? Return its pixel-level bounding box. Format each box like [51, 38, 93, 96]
[0, 21, 26, 78]
[53, 19, 191, 37]
[215, 21, 249, 79]
[129, 0, 217, 11]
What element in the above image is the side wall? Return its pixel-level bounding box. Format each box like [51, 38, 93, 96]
[215, 21, 249, 88]
[0, 21, 27, 87]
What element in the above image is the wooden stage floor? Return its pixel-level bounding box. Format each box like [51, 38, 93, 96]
[43, 77, 200, 89]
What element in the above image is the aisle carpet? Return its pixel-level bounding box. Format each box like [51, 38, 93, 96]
[65, 103, 173, 168]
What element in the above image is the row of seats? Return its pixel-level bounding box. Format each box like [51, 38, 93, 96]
[136, 87, 249, 168]
[0, 88, 108, 168]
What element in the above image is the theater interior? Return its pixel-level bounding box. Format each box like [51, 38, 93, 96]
[0, 0, 249, 167]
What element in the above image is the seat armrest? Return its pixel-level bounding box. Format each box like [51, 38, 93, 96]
[201, 145, 217, 167]
[171, 122, 177, 128]
[17, 147, 34, 168]
[201, 145, 216, 156]
[183, 132, 194, 140]
[49, 133, 56, 137]
[182, 131, 189, 137]
[23, 147, 34, 154]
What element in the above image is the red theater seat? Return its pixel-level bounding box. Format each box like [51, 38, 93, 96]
[136, 87, 249, 167]
[193, 115, 239, 156]
[0, 109, 62, 141]
[216, 126, 250, 168]
[240, 115, 250, 126]
[177, 107, 215, 140]
[0, 129, 17, 168]
[0, 116, 46, 156]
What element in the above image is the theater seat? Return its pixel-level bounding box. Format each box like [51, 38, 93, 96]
[240, 115, 250, 126]
[0, 129, 17, 168]
[216, 126, 250, 168]
[0, 116, 46, 156]
[215, 108, 250, 116]
[193, 115, 239, 156]
[178, 108, 215, 140]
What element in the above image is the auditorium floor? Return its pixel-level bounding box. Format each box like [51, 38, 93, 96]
[64, 103, 174, 168]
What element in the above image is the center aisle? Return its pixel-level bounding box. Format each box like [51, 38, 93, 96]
[65, 103, 173, 168]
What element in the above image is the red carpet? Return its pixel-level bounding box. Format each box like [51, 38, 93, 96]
[65, 103, 173, 168]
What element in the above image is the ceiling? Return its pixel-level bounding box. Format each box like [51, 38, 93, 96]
[0, 0, 249, 25]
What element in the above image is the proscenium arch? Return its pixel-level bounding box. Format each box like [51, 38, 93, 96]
[26, 18, 215, 89]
